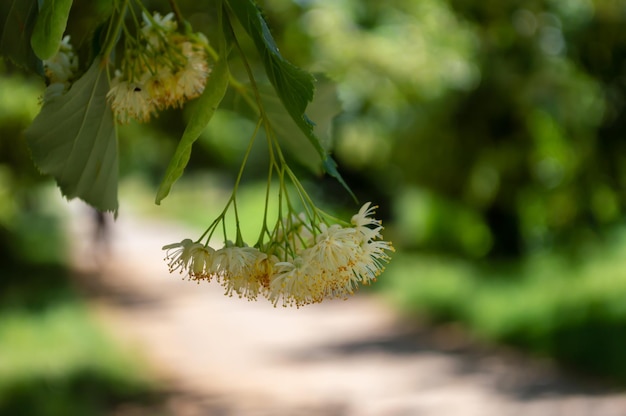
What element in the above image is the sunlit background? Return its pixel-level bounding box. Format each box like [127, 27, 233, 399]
[1, 0, 626, 414]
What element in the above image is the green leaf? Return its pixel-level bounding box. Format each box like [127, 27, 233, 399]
[25, 58, 119, 212]
[155, 53, 231, 205]
[31, 0, 74, 60]
[256, 79, 341, 173]
[0, 0, 41, 72]
[226, 0, 355, 200]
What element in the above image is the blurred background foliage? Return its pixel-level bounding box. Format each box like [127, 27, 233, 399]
[1, 0, 626, 402]
[0, 65, 163, 414]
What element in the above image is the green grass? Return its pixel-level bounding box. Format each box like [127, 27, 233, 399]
[381, 227, 626, 382]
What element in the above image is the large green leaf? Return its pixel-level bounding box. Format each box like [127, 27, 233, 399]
[0, 0, 41, 72]
[31, 0, 74, 60]
[226, 0, 355, 200]
[25, 58, 119, 212]
[155, 51, 230, 205]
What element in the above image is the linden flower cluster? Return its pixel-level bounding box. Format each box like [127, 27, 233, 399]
[163, 203, 394, 308]
[42, 36, 78, 101]
[107, 12, 210, 124]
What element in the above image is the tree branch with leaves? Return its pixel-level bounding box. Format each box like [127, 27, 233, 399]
[2, 0, 393, 307]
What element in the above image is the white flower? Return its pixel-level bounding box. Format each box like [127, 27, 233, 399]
[141, 12, 177, 48]
[352, 202, 382, 227]
[42, 83, 66, 103]
[107, 75, 155, 123]
[146, 67, 180, 109]
[213, 245, 267, 300]
[351, 202, 387, 244]
[353, 239, 393, 285]
[268, 258, 324, 307]
[163, 238, 197, 273]
[142, 11, 176, 32]
[176, 42, 209, 100]
[43, 35, 78, 85]
[176, 62, 208, 100]
[163, 239, 216, 281]
[309, 223, 359, 268]
[305, 224, 361, 299]
[188, 245, 216, 280]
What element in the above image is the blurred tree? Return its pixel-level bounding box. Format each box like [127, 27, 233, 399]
[440, 0, 620, 256]
[0, 64, 48, 266]
[235, 0, 625, 259]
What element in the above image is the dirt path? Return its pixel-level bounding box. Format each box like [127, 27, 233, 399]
[66, 205, 626, 416]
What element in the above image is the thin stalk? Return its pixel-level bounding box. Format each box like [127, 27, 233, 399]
[230, 118, 262, 246]
[198, 214, 222, 244]
[167, 0, 185, 27]
[255, 152, 275, 247]
[102, 0, 129, 60]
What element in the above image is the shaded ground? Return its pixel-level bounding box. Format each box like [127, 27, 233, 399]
[66, 205, 626, 416]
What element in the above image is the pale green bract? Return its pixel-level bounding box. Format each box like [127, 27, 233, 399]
[25, 58, 119, 212]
